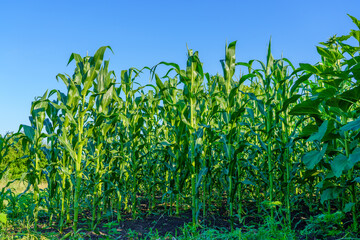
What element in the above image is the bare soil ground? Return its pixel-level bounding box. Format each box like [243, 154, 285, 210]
[5, 196, 358, 239]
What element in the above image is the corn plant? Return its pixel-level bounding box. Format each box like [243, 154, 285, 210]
[56, 46, 113, 232]
[19, 91, 49, 231]
[4, 14, 360, 237]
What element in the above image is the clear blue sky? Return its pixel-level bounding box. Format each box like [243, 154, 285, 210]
[1, 0, 359, 135]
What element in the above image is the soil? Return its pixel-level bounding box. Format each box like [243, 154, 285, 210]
[10, 197, 358, 240]
[34, 197, 241, 239]
[49, 207, 239, 239]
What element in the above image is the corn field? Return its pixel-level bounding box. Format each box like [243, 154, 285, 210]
[1, 14, 360, 237]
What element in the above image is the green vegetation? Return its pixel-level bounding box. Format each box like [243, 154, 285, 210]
[0, 14, 360, 239]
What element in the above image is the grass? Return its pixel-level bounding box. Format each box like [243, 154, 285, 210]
[0, 218, 297, 240]
[0, 179, 47, 195]
[0, 188, 356, 240]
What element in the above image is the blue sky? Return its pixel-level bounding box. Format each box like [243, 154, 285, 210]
[1, 0, 359, 135]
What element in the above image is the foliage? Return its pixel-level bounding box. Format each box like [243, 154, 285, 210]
[0, 133, 29, 179]
[0, 14, 359, 239]
[300, 211, 347, 239]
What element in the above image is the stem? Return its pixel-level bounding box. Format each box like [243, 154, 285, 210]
[191, 132, 196, 225]
[33, 152, 40, 231]
[131, 157, 137, 219]
[343, 117, 358, 231]
[73, 110, 85, 232]
[176, 146, 180, 216]
[266, 104, 274, 223]
[190, 71, 197, 226]
[229, 176, 234, 230]
[117, 190, 122, 222]
[238, 165, 242, 222]
[60, 156, 67, 233]
[283, 112, 291, 229]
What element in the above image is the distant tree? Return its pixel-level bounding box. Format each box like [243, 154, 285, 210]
[0, 132, 32, 179]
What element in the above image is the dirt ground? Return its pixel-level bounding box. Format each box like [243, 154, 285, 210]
[9, 197, 357, 239]
[40, 201, 240, 239]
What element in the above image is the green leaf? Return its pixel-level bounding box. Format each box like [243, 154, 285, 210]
[336, 86, 360, 112]
[246, 107, 254, 121]
[346, 148, 360, 171]
[343, 202, 355, 213]
[265, 39, 274, 76]
[221, 135, 230, 160]
[256, 100, 266, 116]
[241, 180, 255, 186]
[307, 120, 328, 142]
[321, 187, 342, 204]
[302, 144, 327, 169]
[223, 41, 237, 83]
[222, 112, 229, 125]
[350, 29, 360, 42]
[280, 94, 301, 112]
[195, 167, 208, 190]
[299, 63, 319, 74]
[58, 134, 77, 161]
[100, 85, 114, 112]
[330, 149, 360, 178]
[230, 105, 246, 123]
[315, 88, 337, 100]
[316, 46, 343, 64]
[348, 14, 360, 29]
[88, 46, 113, 85]
[159, 140, 172, 147]
[239, 73, 255, 86]
[316, 46, 332, 60]
[341, 116, 360, 131]
[290, 73, 311, 94]
[299, 124, 318, 138]
[351, 62, 360, 81]
[262, 200, 282, 208]
[328, 106, 346, 117]
[330, 154, 347, 178]
[257, 135, 267, 152]
[0, 213, 7, 224]
[155, 74, 165, 90]
[289, 99, 321, 116]
[20, 125, 35, 143]
[67, 53, 82, 66]
[229, 86, 239, 107]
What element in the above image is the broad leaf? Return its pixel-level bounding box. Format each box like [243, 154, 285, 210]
[330, 154, 347, 178]
[299, 63, 319, 74]
[20, 125, 35, 143]
[343, 202, 355, 213]
[280, 94, 301, 112]
[290, 73, 311, 94]
[341, 116, 360, 131]
[346, 148, 360, 171]
[302, 144, 327, 169]
[289, 99, 321, 116]
[321, 187, 342, 204]
[307, 120, 328, 142]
